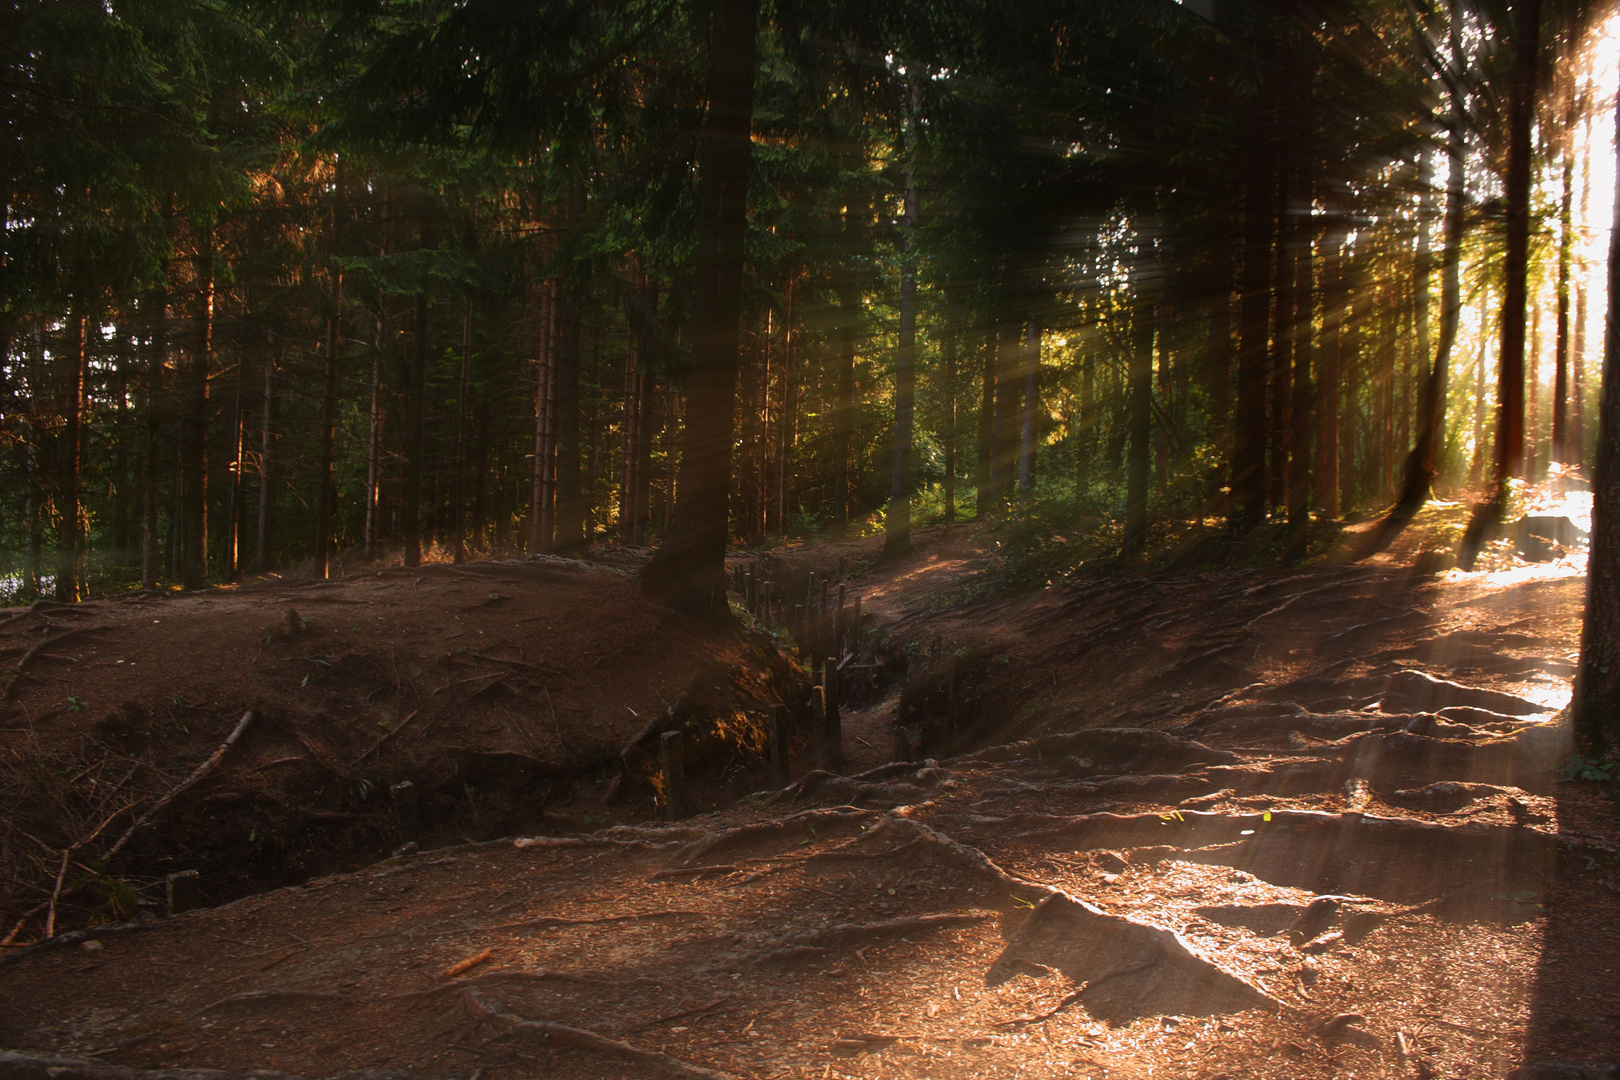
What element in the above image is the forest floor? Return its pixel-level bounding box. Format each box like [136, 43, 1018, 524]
[1, 483, 1616, 1080]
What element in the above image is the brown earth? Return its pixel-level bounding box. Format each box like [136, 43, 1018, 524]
[0, 557, 801, 930]
[2, 502, 1617, 1080]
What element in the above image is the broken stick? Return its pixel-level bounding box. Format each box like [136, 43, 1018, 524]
[105, 710, 259, 861]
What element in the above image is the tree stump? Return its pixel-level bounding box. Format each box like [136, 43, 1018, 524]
[166, 871, 201, 916]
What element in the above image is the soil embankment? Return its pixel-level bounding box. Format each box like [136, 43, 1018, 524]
[1, 518, 1616, 1080]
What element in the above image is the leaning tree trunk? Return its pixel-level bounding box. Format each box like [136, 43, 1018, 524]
[1459, 0, 1537, 569]
[640, 0, 760, 620]
[55, 308, 87, 603]
[1572, 81, 1620, 754]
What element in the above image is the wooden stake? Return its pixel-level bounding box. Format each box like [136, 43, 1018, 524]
[823, 659, 842, 771]
[661, 730, 686, 820]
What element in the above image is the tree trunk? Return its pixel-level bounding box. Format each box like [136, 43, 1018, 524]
[1572, 80, 1620, 753]
[552, 184, 587, 554]
[777, 279, 795, 537]
[1123, 285, 1154, 555]
[224, 340, 245, 583]
[315, 163, 344, 579]
[635, 281, 658, 545]
[142, 277, 166, 590]
[1284, 118, 1315, 563]
[1267, 143, 1294, 514]
[256, 340, 278, 574]
[831, 277, 857, 539]
[1316, 227, 1345, 520]
[1552, 92, 1576, 465]
[529, 281, 555, 553]
[1574, 101, 1594, 471]
[364, 311, 382, 562]
[943, 327, 957, 525]
[180, 227, 213, 590]
[1459, 0, 1537, 568]
[1017, 318, 1039, 494]
[403, 292, 427, 567]
[454, 299, 472, 562]
[884, 134, 919, 559]
[55, 308, 87, 602]
[640, 0, 760, 619]
[1230, 84, 1276, 532]
[992, 322, 1020, 503]
[976, 331, 994, 515]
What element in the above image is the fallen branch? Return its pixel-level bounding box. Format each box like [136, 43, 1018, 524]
[464, 988, 743, 1080]
[105, 710, 259, 861]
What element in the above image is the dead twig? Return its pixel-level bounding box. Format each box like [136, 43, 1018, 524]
[464, 988, 742, 1080]
[355, 710, 419, 765]
[104, 710, 258, 861]
[43, 848, 71, 938]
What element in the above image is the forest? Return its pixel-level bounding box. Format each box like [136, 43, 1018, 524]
[9, 3, 1620, 1078]
[4, 0, 1614, 613]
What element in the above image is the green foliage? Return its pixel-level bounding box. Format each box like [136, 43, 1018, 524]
[1558, 753, 1615, 784]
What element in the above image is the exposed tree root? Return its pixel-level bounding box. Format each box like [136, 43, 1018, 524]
[755, 911, 992, 963]
[0, 1051, 415, 1080]
[397, 968, 666, 1002]
[987, 893, 1280, 1022]
[0, 920, 173, 971]
[671, 806, 873, 868]
[495, 909, 703, 929]
[866, 814, 1055, 905]
[195, 989, 355, 1014]
[463, 987, 743, 1080]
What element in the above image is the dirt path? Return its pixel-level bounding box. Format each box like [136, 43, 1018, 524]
[2, 517, 1617, 1080]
